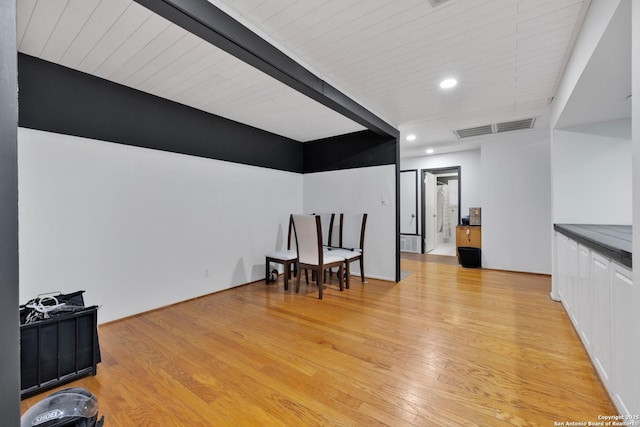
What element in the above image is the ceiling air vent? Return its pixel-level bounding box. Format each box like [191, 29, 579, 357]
[454, 125, 493, 139]
[496, 118, 536, 133]
[453, 118, 536, 139]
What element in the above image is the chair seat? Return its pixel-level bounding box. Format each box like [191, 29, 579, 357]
[324, 253, 346, 264]
[266, 249, 297, 261]
[328, 248, 361, 260]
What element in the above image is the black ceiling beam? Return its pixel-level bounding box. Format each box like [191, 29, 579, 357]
[134, 0, 398, 140]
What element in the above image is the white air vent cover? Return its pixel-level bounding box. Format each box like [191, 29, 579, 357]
[454, 125, 493, 139]
[496, 118, 536, 133]
[400, 235, 420, 253]
[454, 118, 536, 139]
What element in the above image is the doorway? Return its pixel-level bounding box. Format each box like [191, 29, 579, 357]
[421, 167, 461, 256]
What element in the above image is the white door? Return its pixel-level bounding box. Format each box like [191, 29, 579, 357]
[424, 172, 437, 252]
[400, 171, 417, 234]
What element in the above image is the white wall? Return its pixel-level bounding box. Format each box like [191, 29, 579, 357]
[552, 126, 632, 224]
[402, 135, 551, 274]
[18, 128, 303, 323]
[303, 165, 396, 281]
[481, 130, 552, 274]
[401, 149, 481, 234]
[551, 0, 622, 129]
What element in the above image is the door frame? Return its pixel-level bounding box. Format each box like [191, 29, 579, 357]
[420, 166, 462, 254]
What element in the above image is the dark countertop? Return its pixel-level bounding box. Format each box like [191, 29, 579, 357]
[554, 224, 632, 268]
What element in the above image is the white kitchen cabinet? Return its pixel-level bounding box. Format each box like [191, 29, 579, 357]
[610, 262, 634, 415]
[577, 244, 592, 350]
[590, 252, 611, 389]
[554, 230, 634, 415]
[564, 237, 579, 328]
[556, 233, 569, 303]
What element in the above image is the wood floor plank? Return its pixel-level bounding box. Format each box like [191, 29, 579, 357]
[20, 256, 616, 426]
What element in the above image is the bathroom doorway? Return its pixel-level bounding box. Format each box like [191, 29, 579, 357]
[421, 167, 461, 256]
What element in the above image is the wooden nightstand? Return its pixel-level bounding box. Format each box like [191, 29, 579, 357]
[456, 225, 481, 260]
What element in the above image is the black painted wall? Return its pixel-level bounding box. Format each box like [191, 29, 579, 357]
[0, 0, 20, 423]
[303, 131, 397, 173]
[18, 54, 304, 173]
[18, 54, 396, 174]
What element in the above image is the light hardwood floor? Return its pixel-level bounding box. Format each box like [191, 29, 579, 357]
[21, 255, 615, 426]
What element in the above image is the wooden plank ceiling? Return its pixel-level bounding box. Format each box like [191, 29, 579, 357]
[17, 0, 591, 152]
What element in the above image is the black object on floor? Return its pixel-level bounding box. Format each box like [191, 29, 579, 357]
[20, 291, 101, 399]
[458, 247, 481, 268]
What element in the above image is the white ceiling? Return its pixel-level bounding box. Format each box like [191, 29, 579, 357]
[17, 0, 366, 142]
[17, 0, 595, 154]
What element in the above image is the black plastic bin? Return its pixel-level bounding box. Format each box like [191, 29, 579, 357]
[19, 291, 101, 399]
[458, 247, 481, 268]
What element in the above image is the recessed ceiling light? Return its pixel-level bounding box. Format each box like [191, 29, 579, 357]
[440, 78, 457, 89]
[426, 148, 434, 154]
[406, 134, 416, 141]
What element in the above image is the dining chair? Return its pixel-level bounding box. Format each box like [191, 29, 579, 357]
[327, 213, 367, 286]
[313, 213, 335, 249]
[292, 214, 345, 299]
[265, 215, 297, 291]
